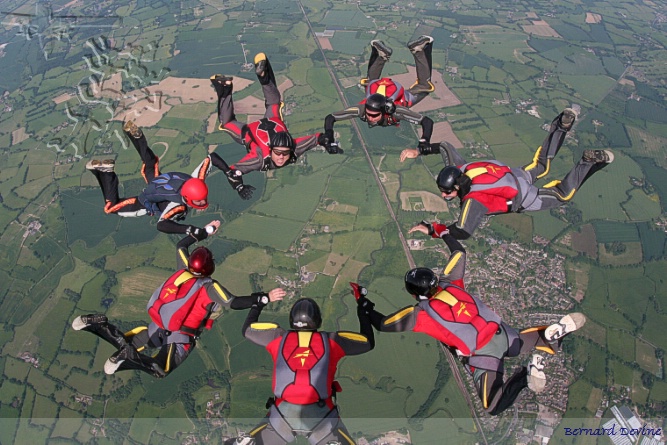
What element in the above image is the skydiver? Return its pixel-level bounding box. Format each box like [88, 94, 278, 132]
[71, 220, 286, 378]
[225, 295, 374, 445]
[321, 36, 435, 154]
[400, 109, 614, 239]
[354, 220, 586, 415]
[86, 120, 219, 235]
[208, 53, 335, 201]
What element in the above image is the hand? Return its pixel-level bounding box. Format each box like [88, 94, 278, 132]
[268, 288, 286, 302]
[236, 184, 255, 200]
[186, 225, 207, 241]
[408, 223, 430, 235]
[349, 282, 368, 300]
[205, 220, 221, 235]
[409, 221, 449, 238]
[317, 132, 333, 147]
[326, 142, 341, 154]
[400, 148, 419, 162]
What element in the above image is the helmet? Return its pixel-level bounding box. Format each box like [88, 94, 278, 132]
[188, 247, 215, 276]
[289, 298, 322, 331]
[269, 131, 295, 150]
[180, 178, 209, 209]
[365, 93, 395, 114]
[404, 267, 439, 300]
[436, 166, 462, 194]
[365, 93, 387, 112]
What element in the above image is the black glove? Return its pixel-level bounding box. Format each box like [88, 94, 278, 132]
[186, 225, 207, 241]
[251, 292, 270, 308]
[357, 296, 375, 315]
[226, 170, 254, 200]
[236, 184, 255, 200]
[317, 131, 334, 147]
[417, 139, 430, 154]
[326, 142, 341, 154]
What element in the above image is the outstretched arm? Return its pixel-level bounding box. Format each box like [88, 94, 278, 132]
[175, 220, 221, 269]
[408, 221, 466, 286]
[241, 291, 286, 346]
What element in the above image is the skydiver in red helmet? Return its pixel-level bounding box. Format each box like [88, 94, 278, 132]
[322, 36, 436, 154]
[71, 220, 286, 378]
[86, 120, 220, 236]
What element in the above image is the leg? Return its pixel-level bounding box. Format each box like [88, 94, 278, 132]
[534, 150, 613, 207]
[407, 35, 435, 103]
[250, 405, 294, 445]
[522, 109, 577, 182]
[308, 408, 355, 445]
[71, 314, 128, 349]
[474, 367, 528, 416]
[210, 75, 245, 145]
[519, 312, 587, 354]
[87, 165, 120, 205]
[254, 53, 283, 119]
[123, 121, 159, 183]
[363, 40, 392, 84]
[105, 327, 192, 378]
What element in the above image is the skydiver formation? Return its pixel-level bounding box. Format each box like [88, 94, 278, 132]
[73, 33, 613, 444]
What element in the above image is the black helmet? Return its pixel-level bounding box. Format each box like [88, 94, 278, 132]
[189, 247, 215, 277]
[404, 267, 439, 300]
[289, 298, 322, 330]
[436, 166, 462, 194]
[365, 93, 388, 113]
[269, 131, 295, 150]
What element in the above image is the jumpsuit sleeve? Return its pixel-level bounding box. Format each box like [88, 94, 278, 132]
[175, 234, 198, 269]
[369, 305, 420, 332]
[393, 107, 433, 141]
[230, 144, 265, 174]
[439, 234, 467, 288]
[156, 202, 194, 234]
[449, 198, 490, 240]
[208, 152, 232, 174]
[242, 305, 286, 346]
[330, 330, 373, 356]
[293, 133, 321, 157]
[325, 107, 362, 134]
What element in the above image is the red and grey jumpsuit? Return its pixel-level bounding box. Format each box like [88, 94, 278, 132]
[321, 37, 435, 143]
[240, 305, 374, 444]
[210, 56, 322, 175]
[89, 130, 212, 234]
[77, 234, 263, 378]
[363, 36, 434, 106]
[367, 233, 560, 415]
[425, 110, 612, 239]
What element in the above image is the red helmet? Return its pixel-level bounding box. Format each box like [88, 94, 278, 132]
[180, 178, 208, 209]
[188, 247, 215, 276]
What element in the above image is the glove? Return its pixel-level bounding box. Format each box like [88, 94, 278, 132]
[420, 220, 450, 238]
[236, 183, 255, 200]
[326, 142, 341, 154]
[251, 292, 270, 308]
[186, 225, 207, 241]
[349, 282, 368, 301]
[317, 131, 334, 147]
[417, 139, 430, 154]
[226, 169, 243, 188]
[226, 169, 255, 200]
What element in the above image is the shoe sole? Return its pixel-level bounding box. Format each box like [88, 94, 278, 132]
[527, 370, 546, 393]
[545, 312, 586, 341]
[71, 316, 87, 330]
[104, 358, 123, 375]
